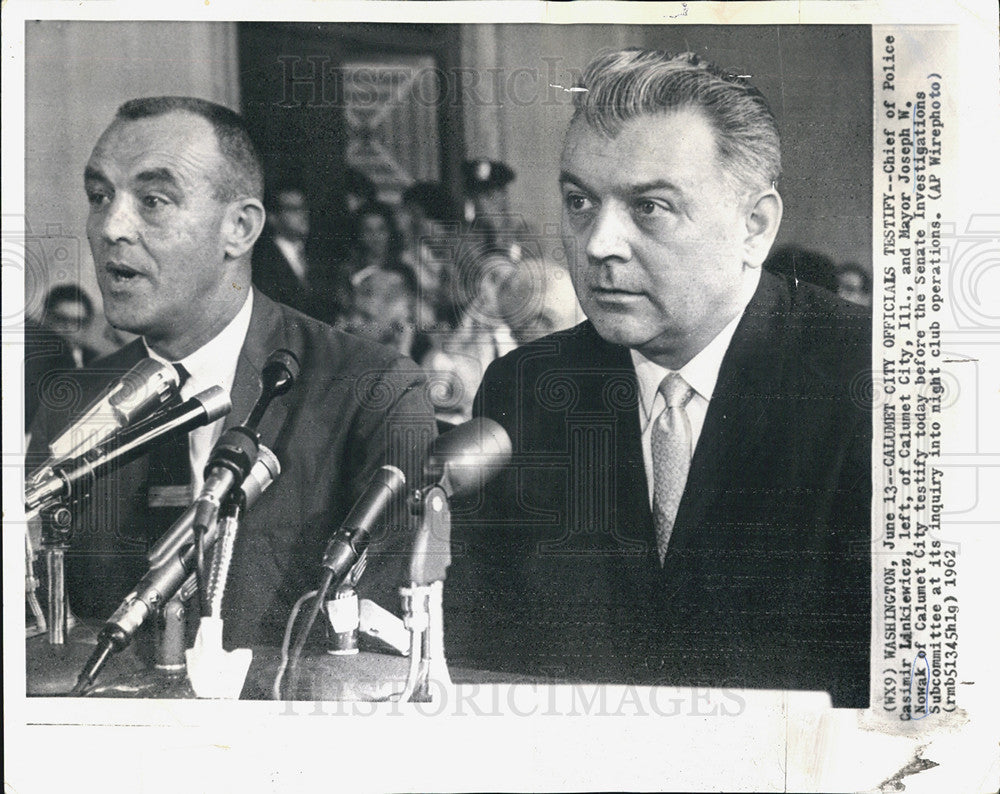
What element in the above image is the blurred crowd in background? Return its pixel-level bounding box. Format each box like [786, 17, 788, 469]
[248, 159, 585, 426]
[25, 158, 872, 430]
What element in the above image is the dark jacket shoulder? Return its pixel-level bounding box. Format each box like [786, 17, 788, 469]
[784, 278, 872, 388]
[245, 293, 430, 408]
[480, 320, 619, 385]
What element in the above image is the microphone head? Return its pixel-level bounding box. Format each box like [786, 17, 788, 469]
[241, 445, 281, 507]
[261, 349, 300, 397]
[425, 417, 512, 498]
[190, 386, 232, 424]
[48, 358, 180, 463]
[109, 358, 180, 418]
[373, 464, 407, 494]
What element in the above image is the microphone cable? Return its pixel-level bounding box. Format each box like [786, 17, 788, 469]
[272, 589, 319, 702]
[281, 551, 366, 700]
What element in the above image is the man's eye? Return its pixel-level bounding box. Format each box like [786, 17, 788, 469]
[86, 191, 110, 207]
[565, 194, 593, 213]
[142, 195, 168, 209]
[634, 199, 671, 216]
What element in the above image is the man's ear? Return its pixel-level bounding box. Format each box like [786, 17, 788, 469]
[222, 198, 266, 259]
[742, 189, 783, 269]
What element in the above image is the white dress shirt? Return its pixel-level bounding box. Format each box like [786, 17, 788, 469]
[145, 291, 254, 495]
[631, 269, 761, 508]
[273, 236, 309, 284]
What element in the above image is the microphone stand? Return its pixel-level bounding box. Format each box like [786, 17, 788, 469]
[39, 502, 74, 644]
[205, 493, 245, 620]
[394, 418, 510, 701]
[25, 531, 46, 638]
[398, 483, 454, 702]
[183, 492, 254, 699]
[156, 573, 198, 674]
[26, 387, 231, 646]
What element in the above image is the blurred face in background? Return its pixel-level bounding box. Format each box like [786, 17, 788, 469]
[359, 212, 391, 259]
[46, 298, 93, 342]
[271, 189, 310, 241]
[499, 262, 584, 345]
[461, 252, 516, 328]
[346, 268, 414, 349]
[472, 187, 509, 219]
[836, 268, 872, 307]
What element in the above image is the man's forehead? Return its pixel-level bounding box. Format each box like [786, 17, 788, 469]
[560, 109, 723, 186]
[87, 111, 221, 179]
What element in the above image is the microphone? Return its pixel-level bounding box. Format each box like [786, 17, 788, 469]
[189, 349, 298, 617]
[423, 417, 512, 498]
[246, 349, 299, 429]
[321, 465, 407, 582]
[25, 387, 231, 513]
[191, 426, 259, 534]
[44, 358, 180, 464]
[72, 445, 281, 694]
[408, 418, 512, 585]
[192, 349, 300, 532]
[146, 445, 280, 570]
[281, 465, 406, 698]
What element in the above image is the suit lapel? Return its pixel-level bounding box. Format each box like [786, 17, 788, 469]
[102, 338, 147, 372]
[115, 338, 149, 373]
[581, 327, 657, 558]
[666, 272, 790, 557]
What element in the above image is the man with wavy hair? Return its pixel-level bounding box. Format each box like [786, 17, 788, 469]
[446, 50, 871, 708]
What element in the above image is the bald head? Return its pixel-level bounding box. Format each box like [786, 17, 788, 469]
[84, 103, 266, 359]
[113, 96, 264, 202]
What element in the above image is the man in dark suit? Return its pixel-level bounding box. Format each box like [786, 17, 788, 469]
[444, 49, 871, 707]
[24, 285, 101, 429]
[28, 97, 435, 649]
[40, 284, 102, 368]
[251, 185, 339, 325]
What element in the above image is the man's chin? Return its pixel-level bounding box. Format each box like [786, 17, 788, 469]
[102, 307, 148, 339]
[586, 313, 651, 350]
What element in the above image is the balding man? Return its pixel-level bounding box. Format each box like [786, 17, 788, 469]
[446, 50, 871, 707]
[29, 97, 435, 650]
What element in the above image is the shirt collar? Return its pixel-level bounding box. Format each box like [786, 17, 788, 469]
[144, 290, 253, 398]
[273, 235, 306, 258]
[631, 269, 760, 421]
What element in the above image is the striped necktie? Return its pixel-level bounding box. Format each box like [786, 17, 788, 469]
[651, 373, 695, 563]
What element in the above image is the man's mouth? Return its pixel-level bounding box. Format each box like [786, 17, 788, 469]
[104, 262, 142, 283]
[590, 285, 644, 299]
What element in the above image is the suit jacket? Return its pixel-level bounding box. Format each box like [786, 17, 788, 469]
[28, 290, 436, 647]
[444, 272, 871, 707]
[24, 320, 79, 428]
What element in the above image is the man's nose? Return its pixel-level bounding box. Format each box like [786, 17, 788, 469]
[96, 196, 140, 244]
[585, 204, 631, 264]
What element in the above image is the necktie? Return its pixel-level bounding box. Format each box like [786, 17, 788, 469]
[145, 363, 193, 539]
[651, 373, 694, 563]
